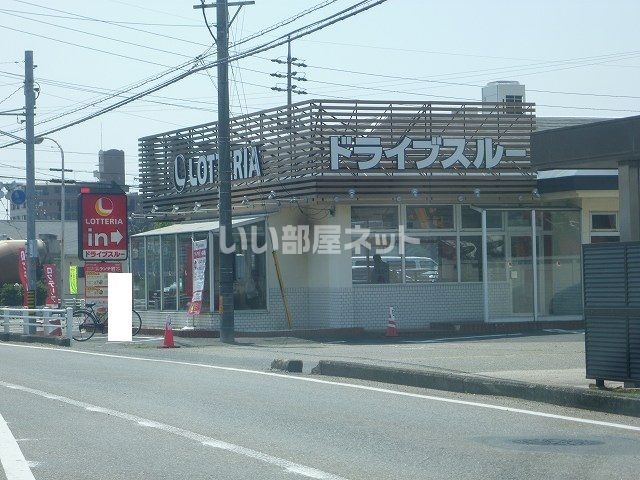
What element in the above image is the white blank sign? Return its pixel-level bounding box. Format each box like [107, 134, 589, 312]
[108, 273, 132, 342]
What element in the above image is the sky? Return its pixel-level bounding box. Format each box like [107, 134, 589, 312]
[0, 0, 639, 209]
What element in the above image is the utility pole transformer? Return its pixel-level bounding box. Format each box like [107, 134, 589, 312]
[24, 51, 37, 317]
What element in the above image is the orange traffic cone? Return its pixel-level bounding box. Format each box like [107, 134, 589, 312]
[385, 306, 398, 337]
[159, 320, 179, 348]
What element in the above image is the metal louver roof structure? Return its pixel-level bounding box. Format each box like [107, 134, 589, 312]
[138, 100, 536, 212]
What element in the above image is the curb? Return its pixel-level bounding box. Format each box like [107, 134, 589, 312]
[136, 321, 583, 342]
[138, 327, 365, 340]
[312, 360, 640, 418]
[1, 332, 70, 347]
[271, 358, 303, 373]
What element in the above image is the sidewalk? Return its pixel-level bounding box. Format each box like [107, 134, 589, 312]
[80, 329, 595, 388]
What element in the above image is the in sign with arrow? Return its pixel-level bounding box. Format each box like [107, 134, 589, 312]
[78, 192, 128, 260]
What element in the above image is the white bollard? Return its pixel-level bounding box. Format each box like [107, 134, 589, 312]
[65, 307, 73, 341]
[43, 309, 51, 336]
[22, 310, 29, 335]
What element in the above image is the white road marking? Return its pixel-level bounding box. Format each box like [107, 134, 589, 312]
[0, 413, 36, 480]
[91, 336, 163, 344]
[542, 329, 584, 335]
[1, 342, 639, 433]
[0, 381, 346, 480]
[400, 333, 523, 344]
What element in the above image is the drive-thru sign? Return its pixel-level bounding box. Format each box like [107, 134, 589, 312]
[78, 192, 128, 260]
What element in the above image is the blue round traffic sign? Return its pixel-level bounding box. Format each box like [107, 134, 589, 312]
[11, 189, 26, 205]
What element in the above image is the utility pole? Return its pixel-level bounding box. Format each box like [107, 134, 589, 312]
[287, 36, 292, 127]
[36, 137, 71, 303]
[51, 150, 69, 304]
[194, 0, 254, 343]
[216, 0, 234, 344]
[271, 39, 308, 129]
[24, 50, 37, 320]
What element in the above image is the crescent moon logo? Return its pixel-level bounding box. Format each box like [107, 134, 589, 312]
[95, 197, 114, 217]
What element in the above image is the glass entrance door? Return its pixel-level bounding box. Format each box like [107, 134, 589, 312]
[508, 235, 534, 316]
[535, 211, 583, 319]
[486, 208, 582, 323]
[488, 210, 535, 321]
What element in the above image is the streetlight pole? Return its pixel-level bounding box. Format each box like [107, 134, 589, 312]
[35, 137, 70, 304]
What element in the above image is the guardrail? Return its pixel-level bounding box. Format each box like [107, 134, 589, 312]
[1, 307, 74, 343]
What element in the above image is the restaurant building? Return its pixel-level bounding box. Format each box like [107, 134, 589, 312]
[132, 99, 584, 332]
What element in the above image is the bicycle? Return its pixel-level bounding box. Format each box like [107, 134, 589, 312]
[72, 303, 142, 342]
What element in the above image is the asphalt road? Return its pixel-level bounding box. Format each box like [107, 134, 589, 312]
[1, 340, 640, 480]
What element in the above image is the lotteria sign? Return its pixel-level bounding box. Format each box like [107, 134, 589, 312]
[173, 145, 262, 194]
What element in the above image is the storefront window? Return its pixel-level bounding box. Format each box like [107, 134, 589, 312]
[177, 234, 192, 310]
[461, 206, 503, 230]
[460, 235, 506, 282]
[406, 205, 454, 230]
[161, 235, 177, 310]
[145, 237, 160, 310]
[507, 210, 532, 228]
[351, 206, 398, 230]
[131, 237, 145, 309]
[536, 211, 582, 316]
[214, 223, 267, 310]
[404, 237, 457, 282]
[351, 236, 402, 284]
[234, 224, 267, 310]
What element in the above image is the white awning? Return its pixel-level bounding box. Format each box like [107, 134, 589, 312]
[132, 216, 264, 237]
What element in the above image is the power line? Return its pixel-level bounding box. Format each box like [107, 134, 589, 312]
[0, 0, 388, 147]
[0, 85, 22, 105]
[298, 61, 640, 100]
[242, 62, 640, 113]
[0, 0, 342, 133]
[0, 9, 199, 59]
[0, 0, 345, 133]
[7, 2, 209, 45]
[0, 8, 203, 27]
[228, 0, 339, 50]
[103, 0, 197, 23]
[0, 23, 184, 68]
[298, 38, 541, 62]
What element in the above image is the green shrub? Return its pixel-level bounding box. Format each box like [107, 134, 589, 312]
[0, 281, 51, 306]
[0, 283, 23, 306]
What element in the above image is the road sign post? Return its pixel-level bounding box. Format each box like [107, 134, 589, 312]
[78, 191, 128, 261]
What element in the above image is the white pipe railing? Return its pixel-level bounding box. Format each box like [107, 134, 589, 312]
[1, 307, 74, 341]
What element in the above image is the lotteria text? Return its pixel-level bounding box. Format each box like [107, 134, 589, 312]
[173, 145, 262, 193]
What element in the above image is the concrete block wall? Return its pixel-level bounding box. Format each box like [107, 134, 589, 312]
[488, 282, 513, 317]
[138, 282, 514, 331]
[352, 283, 486, 329]
[307, 288, 355, 329]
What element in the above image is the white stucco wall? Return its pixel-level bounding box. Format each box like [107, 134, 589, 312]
[306, 204, 352, 288]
